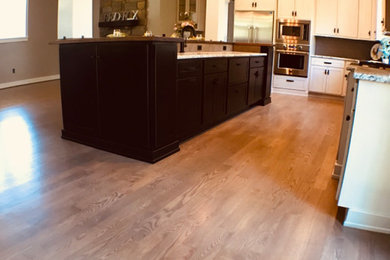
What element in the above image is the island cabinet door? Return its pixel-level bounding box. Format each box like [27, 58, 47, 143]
[177, 76, 203, 140]
[149, 43, 178, 149]
[203, 72, 227, 127]
[59, 43, 99, 136]
[97, 42, 150, 149]
[177, 59, 203, 140]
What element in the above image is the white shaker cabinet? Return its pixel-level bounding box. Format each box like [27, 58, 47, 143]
[315, 0, 358, 39]
[358, 0, 377, 40]
[235, 0, 276, 11]
[325, 68, 344, 95]
[277, 0, 295, 18]
[337, 0, 359, 38]
[309, 57, 345, 96]
[315, 0, 338, 36]
[277, 0, 314, 19]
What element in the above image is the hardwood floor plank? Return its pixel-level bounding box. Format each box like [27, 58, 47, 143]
[0, 81, 389, 260]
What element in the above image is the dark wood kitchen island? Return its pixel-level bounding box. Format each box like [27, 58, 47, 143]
[56, 37, 272, 163]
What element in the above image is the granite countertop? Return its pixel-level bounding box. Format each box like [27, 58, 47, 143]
[350, 65, 390, 83]
[178, 51, 267, 59]
[52, 36, 184, 44]
[311, 54, 359, 62]
[185, 40, 274, 47]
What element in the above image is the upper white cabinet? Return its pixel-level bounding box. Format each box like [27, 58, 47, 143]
[277, 0, 314, 20]
[235, 0, 276, 11]
[315, 0, 359, 38]
[315, 0, 338, 35]
[337, 0, 359, 38]
[358, 0, 377, 40]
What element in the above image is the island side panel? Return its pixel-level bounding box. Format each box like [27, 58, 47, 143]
[149, 42, 180, 155]
[59, 43, 100, 136]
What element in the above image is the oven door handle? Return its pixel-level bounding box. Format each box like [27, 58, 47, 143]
[276, 50, 309, 55]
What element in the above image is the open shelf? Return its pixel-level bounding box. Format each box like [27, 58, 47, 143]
[98, 20, 139, 28]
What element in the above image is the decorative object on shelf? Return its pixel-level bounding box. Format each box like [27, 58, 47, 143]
[103, 10, 138, 22]
[370, 43, 383, 61]
[172, 20, 197, 39]
[143, 30, 153, 37]
[106, 29, 128, 38]
[380, 37, 390, 64]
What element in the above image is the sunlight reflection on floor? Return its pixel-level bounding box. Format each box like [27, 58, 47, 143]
[0, 108, 37, 193]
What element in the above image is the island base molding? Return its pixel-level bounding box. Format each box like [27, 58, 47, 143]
[62, 130, 180, 163]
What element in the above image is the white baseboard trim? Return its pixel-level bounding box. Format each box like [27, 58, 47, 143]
[0, 74, 60, 90]
[344, 209, 390, 234]
[272, 87, 309, 97]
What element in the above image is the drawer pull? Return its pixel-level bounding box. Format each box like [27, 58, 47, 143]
[324, 62, 332, 65]
[286, 80, 294, 83]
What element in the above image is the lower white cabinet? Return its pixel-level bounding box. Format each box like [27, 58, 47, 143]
[309, 57, 345, 96]
[273, 75, 307, 93]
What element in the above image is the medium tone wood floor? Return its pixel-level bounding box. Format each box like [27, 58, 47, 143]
[0, 81, 389, 260]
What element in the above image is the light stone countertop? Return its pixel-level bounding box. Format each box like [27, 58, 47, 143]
[178, 51, 267, 59]
[311, 55, 359, 63]
[349, 65, 390, 83]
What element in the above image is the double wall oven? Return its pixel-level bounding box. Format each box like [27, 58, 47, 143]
[274, 19, 311, 77]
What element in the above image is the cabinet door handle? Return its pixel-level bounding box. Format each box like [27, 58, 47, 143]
[255, 71, 259, 77]
[255, 2, 257, 8]
[324, 62, 332, 65]
[334, 28, 336, 33]
[292, 11, 294, 16]
[286, 79, 294, 82]
[337, 28, 339, 33]
[295, 11, 297, 16]
[368, 31, 371, 36]
[252, 2, 254, 7]
[324, 70, 327, 75]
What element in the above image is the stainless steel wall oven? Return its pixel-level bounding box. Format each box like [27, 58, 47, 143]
[274, 44, 310, 77]
[274, 19, 311, 77]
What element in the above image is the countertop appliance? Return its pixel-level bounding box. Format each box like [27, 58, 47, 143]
[274, 19, 311, 77]
[233, 11, 274, 44]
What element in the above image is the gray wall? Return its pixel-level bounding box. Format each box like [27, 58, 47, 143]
[0, 0, 60, 85]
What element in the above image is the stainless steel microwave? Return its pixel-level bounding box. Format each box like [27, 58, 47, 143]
[276, 19, 311, 45]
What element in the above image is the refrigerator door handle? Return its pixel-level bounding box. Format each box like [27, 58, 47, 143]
[253, 26, 258, 43]
[248, 26, 253, 43]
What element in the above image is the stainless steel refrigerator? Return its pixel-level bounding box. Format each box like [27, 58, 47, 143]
[233, 11, 274, 44]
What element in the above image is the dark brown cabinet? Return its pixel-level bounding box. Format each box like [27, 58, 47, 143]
[97, 43, 149, 148]
[177, 60, 203, 140]
[203, 72, 228, 126]
[59, 40, 180, 163]
[203, 58, 228, 127]
[228, 58, 249, 85]
[59, 39, 272, 163]
[59, 44, 99, 136]
[227, 57, 250, 116]
[248, 57, 266, 105]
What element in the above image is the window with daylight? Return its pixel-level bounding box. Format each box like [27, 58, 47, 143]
[58, 0, 93, 39]
[0, 0, 28, 41]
